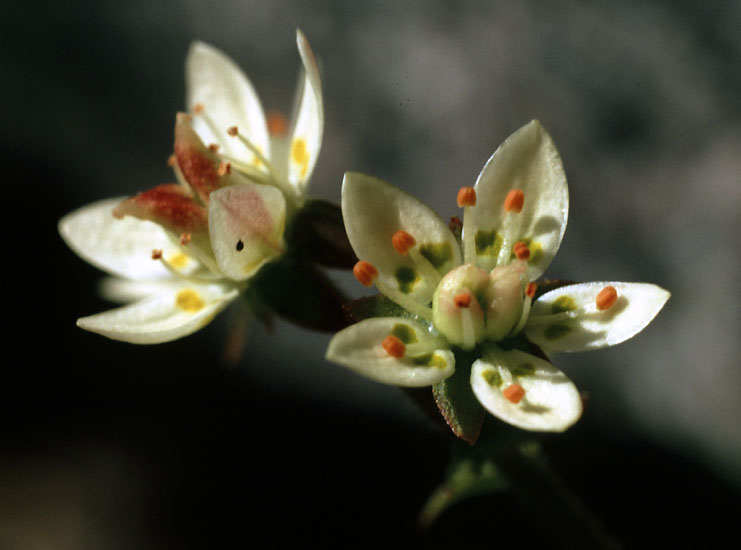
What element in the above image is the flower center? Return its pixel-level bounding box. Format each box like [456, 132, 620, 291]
[432, 262, 528, 350]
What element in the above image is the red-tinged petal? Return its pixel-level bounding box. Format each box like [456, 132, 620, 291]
[113, 183, 208, 234]
[173, 113, 222, 203]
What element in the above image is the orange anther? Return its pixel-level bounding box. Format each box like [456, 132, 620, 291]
[504, 189, 525, 213]
[217, 162, 232, 176]
[192, 103, 205, 114]
[454, 292, 472, 308]
[503, 383, 526, 404]
[208, 143, 220, 153]
[457, 186, 477, 207]
[267, 110, 288, 136]
[227, 126, 239, 137]
[179, 233, 192, 246]
[513, 241, 530, 260]
[176, 112, 192, 124]
[392, 230, 416, 255]
[167, 154, 177, 167]
[353, 261, 378, 287]
[596, 286, 618, 311]
[382, 335, 406, 358]
[526, 282, 537, 298]
[151, 249, 163, 260]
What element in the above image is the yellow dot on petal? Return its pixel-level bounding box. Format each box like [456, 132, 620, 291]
[176, 289, 205, 312]
[168, 252, 189, 270]
[291, 137, 310, 178]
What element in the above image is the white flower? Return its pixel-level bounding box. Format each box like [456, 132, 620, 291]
[326, 120, 669, 432]
[59, 30, 323, 343]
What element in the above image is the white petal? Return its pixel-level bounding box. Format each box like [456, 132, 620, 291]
[77, 282, 239, 344]
[285, 30, 324, 195]
[468, 120, 568, 278]
[326, 317, 455, 387]
[342, 172, 461, 307]
[525, 282, 670, 352]
[59, 198, 196, 280]
[208, 179, 286, 281]
[471, 346, 582, 432]
[98, 277, 183, 303]
[186, 41, 270, 166]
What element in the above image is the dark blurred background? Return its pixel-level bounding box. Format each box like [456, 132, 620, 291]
[3, 1, 740, 548]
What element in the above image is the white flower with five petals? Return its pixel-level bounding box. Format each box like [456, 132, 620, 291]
[327, 120, 669, 433]
[59, 30, 323, 344]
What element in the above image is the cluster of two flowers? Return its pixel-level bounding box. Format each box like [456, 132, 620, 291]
[60, 31, 669, 435]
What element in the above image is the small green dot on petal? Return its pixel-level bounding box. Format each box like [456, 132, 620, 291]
[395, 266, 419, 294]
[544, 324, 572, 340]
[419, 242, 453, 270]
[483, 369, 503, 387]
[510, 362, 536, 377]
[551, 296, 577, 313]
[391, 323, 418, 344]
[475, 229, 502, 257]
[412, 353, 447, 368]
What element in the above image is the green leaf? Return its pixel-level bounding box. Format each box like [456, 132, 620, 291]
[432, 349, 484, 444]
[247, 252, 352, 331]
[345, 294, 419, 322]
[284, 199, 357, 269]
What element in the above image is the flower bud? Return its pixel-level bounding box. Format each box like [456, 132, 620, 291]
[432, 264, 489, 349]
[484, 262, 527, 341]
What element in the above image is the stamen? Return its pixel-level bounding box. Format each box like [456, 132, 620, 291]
[454, 292, 471, 308]
[208, 143, 220, 153]
[353, 261, 378, 287]
[382, 335, 406, 358]
[226, 125, 280, 181]
[392, 230, 416, 255]
[192, 103, 205, 114]
[217, 161, 231, 176]
[513, 241, 530, 260]
[167, 154, 177, 167]
[526, 282, 537, 298]
[179, 233, 192, 246]
[596, 286, 618, 311]
[457, 186, 477, 207]
[504, 189, 525, 213]
[503, 384, 526, 404]
[176, 112, 192, 124]
[151, 249, 163, 260]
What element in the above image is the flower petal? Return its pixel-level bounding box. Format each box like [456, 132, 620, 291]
[326, 317, 455, 387]
[470, 346, 582, 432]
[185, 41, 270, 166]
[468, 120, 568, 278]
[285, 30, 324, 195]
[525, 282, 670, 352]
[77, 282, 239, 344]
[342, 172, 461, 308]
[59, 198, 199, 280]
[208, 178, 286, 281]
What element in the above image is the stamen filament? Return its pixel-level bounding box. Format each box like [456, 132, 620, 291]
[460, 307, 476, 350]
[405, 340, 448, 356]
[408, 248, 442, 286]
[509, 294, 533, 337]
[227, 125, 279, 180]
